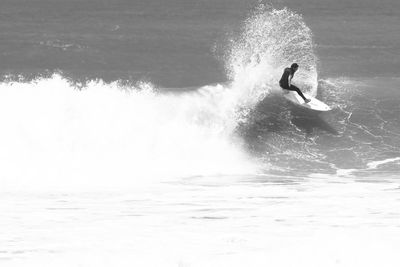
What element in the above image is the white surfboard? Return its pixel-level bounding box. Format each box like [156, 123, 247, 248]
[283, 91, 331, 112]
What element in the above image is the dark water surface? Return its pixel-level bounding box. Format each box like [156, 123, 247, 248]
[1, 0, 399, 86]
[0, 0, 255, 86]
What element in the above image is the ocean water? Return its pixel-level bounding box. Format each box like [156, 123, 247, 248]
[0, 0, 399, 266]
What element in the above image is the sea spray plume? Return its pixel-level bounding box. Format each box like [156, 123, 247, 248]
[224, 6, 318, 112]
[190, 7, 319, 135]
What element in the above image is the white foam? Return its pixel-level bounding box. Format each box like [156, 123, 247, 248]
[0, 75, 259, 192]
[367, 157, 400, 169]
[333, 157, 400, 177]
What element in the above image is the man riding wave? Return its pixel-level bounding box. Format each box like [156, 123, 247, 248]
[279, 63, 311, 103]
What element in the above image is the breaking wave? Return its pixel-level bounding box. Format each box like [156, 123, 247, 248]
[0, 6, 322, 191]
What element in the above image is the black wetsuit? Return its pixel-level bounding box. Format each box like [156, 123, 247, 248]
[279, 68, 307, 101]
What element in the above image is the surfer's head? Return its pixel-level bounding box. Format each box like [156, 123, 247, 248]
[290, 63, 299, 72]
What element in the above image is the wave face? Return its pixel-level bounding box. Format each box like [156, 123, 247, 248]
[240, 76, 400, 177]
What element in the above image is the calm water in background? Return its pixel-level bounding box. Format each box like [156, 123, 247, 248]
[1, 0, 399, 85]
[0, 0, 400, 266]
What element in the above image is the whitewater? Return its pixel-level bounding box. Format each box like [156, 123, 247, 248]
[0, 76, 256, 191]
[1, 3, 400, 267]
[0, 8, 320, 191]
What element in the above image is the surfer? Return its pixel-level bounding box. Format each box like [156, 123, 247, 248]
[279, 63, 311, 103]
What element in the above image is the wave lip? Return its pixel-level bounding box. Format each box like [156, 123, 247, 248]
[224, 6, 318, 99]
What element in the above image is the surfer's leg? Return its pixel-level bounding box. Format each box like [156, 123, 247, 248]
[289, 85, 308, 102]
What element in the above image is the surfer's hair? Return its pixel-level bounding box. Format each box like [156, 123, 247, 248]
[291, 63, 299, 69]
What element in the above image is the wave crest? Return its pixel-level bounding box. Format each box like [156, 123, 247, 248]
[225, 6, 318, 98]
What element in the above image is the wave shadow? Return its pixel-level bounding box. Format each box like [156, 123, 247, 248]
[288, 105, 339, 136]
[238, 93, 339, 154]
